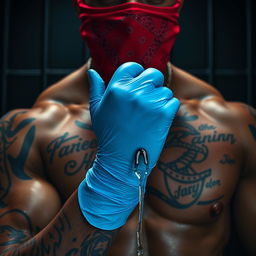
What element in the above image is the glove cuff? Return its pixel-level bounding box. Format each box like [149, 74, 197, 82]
[78, 168, 138, 230]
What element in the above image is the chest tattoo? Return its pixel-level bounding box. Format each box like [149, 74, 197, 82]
[46, 121, 97, 176]
[147, 112, 236, 209]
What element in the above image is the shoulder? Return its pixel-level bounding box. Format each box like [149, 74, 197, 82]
[0, 101, 77, 156]
[1, 102, 70, 135]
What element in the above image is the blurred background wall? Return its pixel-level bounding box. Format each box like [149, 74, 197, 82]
[0, 0, 255, 117]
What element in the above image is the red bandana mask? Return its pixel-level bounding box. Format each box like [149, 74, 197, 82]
[76, 0, 181, 83]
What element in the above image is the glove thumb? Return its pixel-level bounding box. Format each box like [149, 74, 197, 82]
[87, 69, 106, 115]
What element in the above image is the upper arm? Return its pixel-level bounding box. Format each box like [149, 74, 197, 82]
[231, 104, 256, 255]
[0, 109, 61, 253]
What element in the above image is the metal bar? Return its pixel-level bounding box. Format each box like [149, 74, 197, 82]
[7, 70, 41, 76]
[6, 69, 75, 76]
[246, 0, 253, 105]
[215, 69, 248, 76]
[1, 0, 10, 116]
[207, 0, 214, 84]
[6, 68, 252, 77]
[46, 68, 76, 75]
[42, 0, 50, 89]
[186, 69, 248, 76]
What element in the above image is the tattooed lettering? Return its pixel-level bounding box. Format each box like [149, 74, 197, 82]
[198, 124, 216, 131]
[47, 132, 97, 176]
[47, 132, 97, 163]
[147, 113, 224, 209]
[192, 131, 236, 144]
[0, 111, 36, 207]
[174, 183, 199, 200]
[64, 151, 95, 176]
[219, 154, 236, 165]
[205, 178, 221, 189]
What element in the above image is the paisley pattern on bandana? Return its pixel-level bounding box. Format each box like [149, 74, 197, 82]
[76, 1, 181, 82]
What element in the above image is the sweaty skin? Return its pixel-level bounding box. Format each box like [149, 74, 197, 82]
[1, 1, 256, 256]
[0, 61, 256, 256]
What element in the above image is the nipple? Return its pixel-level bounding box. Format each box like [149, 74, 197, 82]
[210, 201, 223, 218]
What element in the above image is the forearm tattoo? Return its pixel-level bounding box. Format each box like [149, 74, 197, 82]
[0, 210, 117, 256]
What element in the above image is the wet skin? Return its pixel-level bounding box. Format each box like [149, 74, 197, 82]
[0, 60, 256, 255]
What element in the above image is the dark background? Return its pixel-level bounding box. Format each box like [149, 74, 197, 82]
[0, 0, 255, 116]
[0, 0, 255, 254]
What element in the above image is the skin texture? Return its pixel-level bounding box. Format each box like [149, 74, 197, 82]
[0, 0, 256, 255]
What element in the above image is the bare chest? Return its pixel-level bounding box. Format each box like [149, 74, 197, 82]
[40, 110, 242, 221]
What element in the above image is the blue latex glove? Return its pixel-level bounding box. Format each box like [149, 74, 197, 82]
[78, 62, 180, 230]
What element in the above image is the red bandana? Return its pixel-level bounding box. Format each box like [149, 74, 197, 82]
[76, 1, 181, 83]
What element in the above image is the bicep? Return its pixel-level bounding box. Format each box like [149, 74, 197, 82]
[0, 179, 61, 254]
[0, 110, 61, 253]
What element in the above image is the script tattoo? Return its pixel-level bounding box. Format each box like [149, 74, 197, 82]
[46, 121, 97, 176]
[219, 154, 236, 165]
[0, 111, 36, 208]
[147, 112, 227, 209]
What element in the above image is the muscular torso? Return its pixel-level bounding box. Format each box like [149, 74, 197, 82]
[1, 64, 253, 255]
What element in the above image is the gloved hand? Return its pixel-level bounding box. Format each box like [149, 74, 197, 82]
[78, 62, 180, 230]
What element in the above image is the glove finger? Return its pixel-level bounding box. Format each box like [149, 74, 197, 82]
[88, 69, 106, 114]
[162, 97, 180, 122]
[88, 69, 105, 100]
[108, 62, 144, 86]
[141, 87, 174, 103]
[130, 68, 164, 93]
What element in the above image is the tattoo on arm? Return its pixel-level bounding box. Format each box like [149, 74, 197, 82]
[0, 209, 117, 256]
[80, 230, 117, 256]
[0, 209, 32, 255]
[0, 111, 36, 208]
